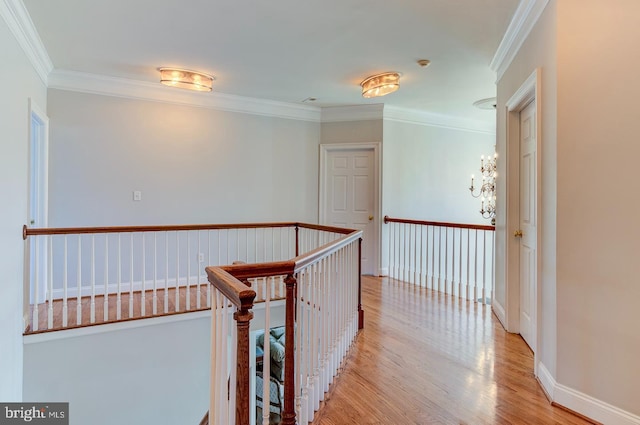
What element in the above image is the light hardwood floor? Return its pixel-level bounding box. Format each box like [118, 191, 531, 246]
[310, 276, 593, 425]
[27, 285, 210, 333]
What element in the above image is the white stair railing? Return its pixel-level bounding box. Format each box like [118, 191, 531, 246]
[385, 216, 495, 304]
[23, 223, 296, 332]
[213, 225, 363, 425]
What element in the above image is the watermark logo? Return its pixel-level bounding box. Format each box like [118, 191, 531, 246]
[0, 403, 68, 424]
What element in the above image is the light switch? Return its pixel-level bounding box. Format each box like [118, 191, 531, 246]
[133, 191, 142, 201]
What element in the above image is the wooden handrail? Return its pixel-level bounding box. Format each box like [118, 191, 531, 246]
[296, 222, 357, 235]
[205, 267, 256, 311]
[293, 230, 362, 272]
[23, 222, 298, 240]
[383, 215, 495, 231]
[220, 261, 296, 280]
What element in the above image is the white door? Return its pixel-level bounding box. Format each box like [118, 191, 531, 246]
[518, 100, 537, 352]
[320, 145, 377, 275]
[29, 101, 49, 304]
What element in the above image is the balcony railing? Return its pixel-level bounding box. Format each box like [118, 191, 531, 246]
[207, 224, 362, 425]
[384, 216, 495, 304]
[23, 222, 363, 425]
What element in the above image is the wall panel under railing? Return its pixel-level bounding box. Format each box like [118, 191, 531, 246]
[385, 216, 495, 304]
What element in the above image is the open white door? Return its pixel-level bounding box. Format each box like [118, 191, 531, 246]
[28, 99, 49, 304]
[517, 99, 537, 353]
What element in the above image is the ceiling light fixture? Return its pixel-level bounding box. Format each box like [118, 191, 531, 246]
[360, 72, 401, 98]
[159, 68, 214, 92]
[473, 97, 497, 110]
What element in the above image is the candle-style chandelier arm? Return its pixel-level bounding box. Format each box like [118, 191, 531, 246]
[469, 153, 497, 220]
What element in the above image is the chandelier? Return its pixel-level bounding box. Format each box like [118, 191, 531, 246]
[469, 153, 497, 224]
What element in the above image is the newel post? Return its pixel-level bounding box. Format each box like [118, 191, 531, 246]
[281, 273, 298, 425]
[234, 307, 253, 425]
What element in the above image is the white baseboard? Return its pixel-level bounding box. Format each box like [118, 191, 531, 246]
[537, 361, 555, 400]
[492, 298, 507, 330]
[538, 362, 640, 425]
[378, 267, 388, 276]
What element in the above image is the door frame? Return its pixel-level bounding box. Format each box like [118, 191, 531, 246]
[319, 142, 382, 275]
[27, 98, 49, 305]
[505, 69, 542, 372]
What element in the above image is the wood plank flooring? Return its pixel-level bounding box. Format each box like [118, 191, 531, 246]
[27, 285, 210, 333]
[310, 276, 593, 425]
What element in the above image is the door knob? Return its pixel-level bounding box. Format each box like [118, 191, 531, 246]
[514, 230, 523, 238]
[368, 215, 374, 221]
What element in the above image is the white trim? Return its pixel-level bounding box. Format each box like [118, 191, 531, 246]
[23, 309, 211, 343]
[537, 362, 640, 425]
[378, 267, 388, 277]
[504, 68, 541, 360]
[537, 362, 555, 400]
[490, 0, 550, 82]
[0, 0, 53, 85]
[492, 297, 507, 329]
[319, 142, 382, 276]
[321, 104, 384, 122]
[384, 106, 496, 135]
[48, 69, 322, 122]
[319, 104, 496, 134]
[27, 99, 49, 305]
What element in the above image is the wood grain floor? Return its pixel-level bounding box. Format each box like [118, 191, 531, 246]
[27, 285, 210, 333]
[310, 276, 593, 425]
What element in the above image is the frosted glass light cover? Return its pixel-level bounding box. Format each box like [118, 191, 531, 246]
[360, 72, 400, 98]
[159, 68, 214, 92]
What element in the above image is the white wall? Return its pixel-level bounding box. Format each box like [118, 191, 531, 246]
[320, 119, 383, 146]
[47, 89, 321, 227]
[381, 119, 496, 273]
[555, 0, 640, 416]
[498, 0, 640, 421]
[382, 120, 495, 224]
[24, 314, 211, 425]
[0, 18, 47, 400]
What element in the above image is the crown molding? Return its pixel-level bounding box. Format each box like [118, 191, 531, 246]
[384, 106, 496, 135]
[0, 0, 52, 85]
[48, 69, 322, 122]
[490, 0, 550, 82]
[320, 104, 384, 122]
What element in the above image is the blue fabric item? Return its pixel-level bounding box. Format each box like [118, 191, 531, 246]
[256, 326, 286, 382]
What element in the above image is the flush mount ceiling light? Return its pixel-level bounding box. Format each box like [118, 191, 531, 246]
[360, 72, 401, 98]
[159, 68, 214, 92]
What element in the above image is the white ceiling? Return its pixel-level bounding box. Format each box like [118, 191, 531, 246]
[23, 0, 518, 125]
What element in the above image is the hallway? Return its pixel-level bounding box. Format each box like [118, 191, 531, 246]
[311, 276, 592, 425]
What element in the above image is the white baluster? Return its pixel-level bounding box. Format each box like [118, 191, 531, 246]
[90, 235, 95, 324]
[164, 232, 169, 314]
[141, 233, 146, 316]
[117, 234, 122, 320]
[206, 231, 211, 308]
[153, 233, 158, 315]
[197, 231, 201, 310]
[473, 229, 479, 303]
[175, 232, 180, 312]
[187, 232, 191, 311]
[262, 278, 270, 425]
[62, 236, 68, 328]
[129, 234, 134, 318]
[47, 236, 53, 329]
[76, 235, 82, 326]
[104, 235, 109, 322]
